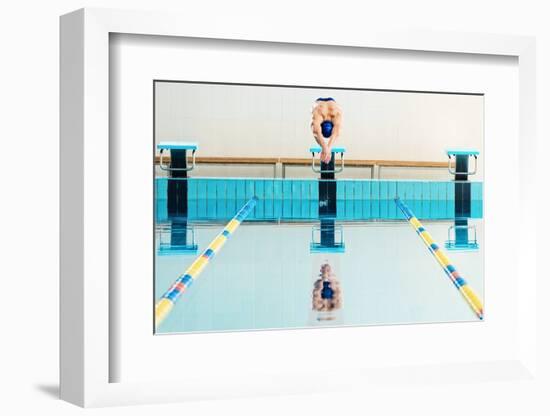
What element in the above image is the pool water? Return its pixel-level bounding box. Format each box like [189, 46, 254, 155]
[155, 219, 484, 334]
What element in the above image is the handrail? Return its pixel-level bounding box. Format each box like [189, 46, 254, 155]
[154, 156, 279, 165]
[155, 156, 451, 169]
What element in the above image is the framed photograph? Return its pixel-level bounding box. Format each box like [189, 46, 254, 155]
[60, 8, 537, 407]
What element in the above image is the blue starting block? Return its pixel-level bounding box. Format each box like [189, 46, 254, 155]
[157, 220, 198, 256]
[158, 142, 198, 172]
[446, 148, 478, 177]
[157, 141, 199, 241]
[310, 146, 346, 174]
[310, 145, 346, 253]
[445, 223, 479, 251]
[310, 146, 347, 154]
[310, 223, 346, 253]
[158, 243, 199, 256]
[157, 141, 199, 217]
[447, 148, 480, 251]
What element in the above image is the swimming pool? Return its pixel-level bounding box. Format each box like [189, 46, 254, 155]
[154, 178, 484, 334]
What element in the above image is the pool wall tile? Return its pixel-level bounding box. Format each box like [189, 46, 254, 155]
[207, 180, 217, 219]
[446, 182, 455, 218]
[379, 181, 389, 219]
[236, 180, 246, 208]
[226, 180, 236, 214]
[291, 180, 301, 218]
[362, 181, 372, 219]
[156, 178, 483, 222]
[273, 180, 283, 218]
[421, 182, 431, 219]
[388, 181, 398, 219]
[344, 181, 354, 219]
[371, 181, 380, 218]
[215, 180, 227, 218]
[264, 180, 274, 219]
[438, 182, 447, 220]
[471, 182, 483, 218]
[336, 180, 345, 200]
[413, 181, 423, 217]
[254, 180, 265, 218]
[353, 181, 363, 218]
[429, 182, 440, 219]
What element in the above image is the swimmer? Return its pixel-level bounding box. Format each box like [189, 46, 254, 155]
[312, 263, 343, 313]
[310, 97, 342, 163]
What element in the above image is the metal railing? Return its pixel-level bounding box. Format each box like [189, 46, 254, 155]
[154, 156, 453, 179]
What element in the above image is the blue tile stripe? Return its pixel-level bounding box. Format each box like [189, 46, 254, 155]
[155, 178, 483, 222]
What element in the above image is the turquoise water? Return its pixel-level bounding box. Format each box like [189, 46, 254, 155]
[155, 220, 484, 334]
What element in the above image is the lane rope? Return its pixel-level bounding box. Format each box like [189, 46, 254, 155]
[155, 196, 258, 329]
[395, 197, 483, 320]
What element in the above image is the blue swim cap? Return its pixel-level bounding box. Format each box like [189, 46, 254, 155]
[320, 121, 333, 138]
[321, 281, 334, 299]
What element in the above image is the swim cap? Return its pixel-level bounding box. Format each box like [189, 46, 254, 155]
[321, 121, 334, 138]
[316, 97, 335, 102]
[321, 281, 334, 299]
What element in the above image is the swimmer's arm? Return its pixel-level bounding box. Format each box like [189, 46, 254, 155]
[311, 112, 325, 147]
[312, 110, 331, 163]
[326, 113, 342, 148]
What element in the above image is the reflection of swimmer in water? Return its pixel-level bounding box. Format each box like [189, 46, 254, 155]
[312, 263, 343, 315]
[310, 98, 342, 164]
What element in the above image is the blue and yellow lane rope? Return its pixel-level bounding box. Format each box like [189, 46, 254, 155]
[395, 197, 484, 320]
[155, 196, 258, 329]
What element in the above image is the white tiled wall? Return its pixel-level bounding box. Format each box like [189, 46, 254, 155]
[155, 83, 484, 179]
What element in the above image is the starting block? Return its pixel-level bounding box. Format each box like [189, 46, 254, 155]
[310, 146, 346, 174]
[310, 222, 346, 253]
[158, 142, 198, 172]
[445, 223, 479, 251]
[157, 221, 198, 256]
[446, 148, 479, 177]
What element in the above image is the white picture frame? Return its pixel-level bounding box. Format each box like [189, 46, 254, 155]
[60, 8, 537, 407]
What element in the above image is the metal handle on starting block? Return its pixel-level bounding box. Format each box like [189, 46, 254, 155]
[311, 150, 345, 174]
[159, 149, 197, 172]
[447, 154, 478, 176]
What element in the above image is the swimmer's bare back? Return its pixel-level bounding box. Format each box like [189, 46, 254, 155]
[310, 99, 342, 163]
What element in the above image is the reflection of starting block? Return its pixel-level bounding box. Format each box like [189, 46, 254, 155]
[310, 146, 345, 254]
[310, 146, 346, 174]
[446, 149, 479, 178]
[445, 223, 479, 251]
[158, 142, 198, 172]
[447, 148, 480, 250]
[310, 222, 346, 253]
[158, 221, 198, 256]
